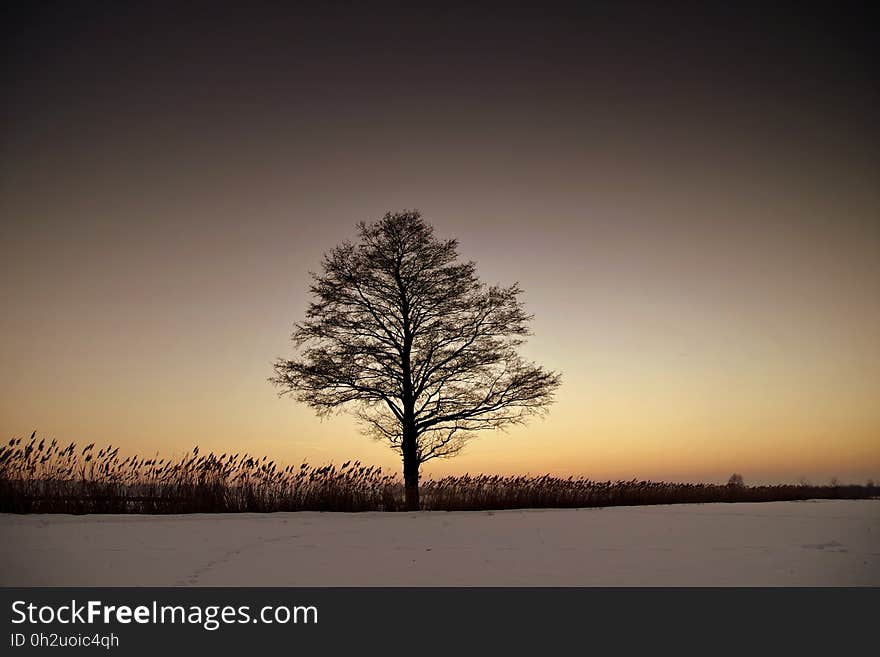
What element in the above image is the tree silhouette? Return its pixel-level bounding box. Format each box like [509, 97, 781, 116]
[271, 210, 561, 510]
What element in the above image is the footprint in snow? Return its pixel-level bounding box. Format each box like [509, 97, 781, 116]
[801, 540, 848, 552]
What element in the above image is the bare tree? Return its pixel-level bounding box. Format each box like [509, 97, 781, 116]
[271, 210, 561, 510]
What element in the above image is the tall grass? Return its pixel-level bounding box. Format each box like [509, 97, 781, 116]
[0, 434, 401, 513]
[1, 433, 876, 513]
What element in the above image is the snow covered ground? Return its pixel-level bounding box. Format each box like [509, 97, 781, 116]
[1, 500, 877, 586]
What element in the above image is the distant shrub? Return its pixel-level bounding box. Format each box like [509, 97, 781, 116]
[727, 473, 745, 488]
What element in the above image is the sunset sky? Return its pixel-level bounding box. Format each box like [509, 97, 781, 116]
[2, 2, 877, 484]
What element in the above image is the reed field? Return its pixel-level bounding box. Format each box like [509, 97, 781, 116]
[1, 433, 876, 514]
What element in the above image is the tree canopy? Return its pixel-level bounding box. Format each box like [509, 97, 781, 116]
[272, 210, 561, 509]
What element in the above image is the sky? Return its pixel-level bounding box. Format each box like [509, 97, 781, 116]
[1, 2, 878, 484]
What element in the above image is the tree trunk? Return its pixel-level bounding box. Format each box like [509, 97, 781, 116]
[403, 454, 419, 511]
[402, 421, 420, 511]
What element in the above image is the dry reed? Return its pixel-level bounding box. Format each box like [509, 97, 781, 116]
[1, 433, 876, 513]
